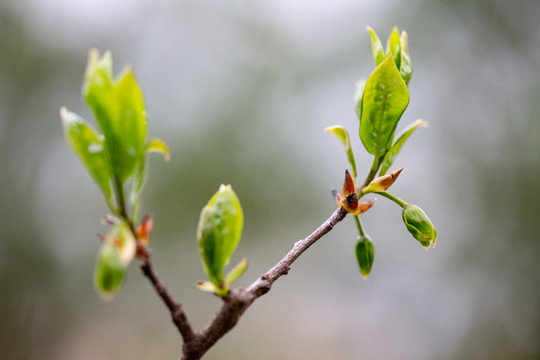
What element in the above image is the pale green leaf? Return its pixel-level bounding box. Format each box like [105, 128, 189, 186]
[197, 185, 244, 286]
[354, 79, 366, 120]
[386, 27, 402, 70]
[146, 138, 170, 161]
[324, 125, 358, 181]
[379, 119, 427, 175]
[225, 258, 248, 286]
[399, 31, 413, 85]
[367, 26, 385, 66]
[60, 107, 113, 206]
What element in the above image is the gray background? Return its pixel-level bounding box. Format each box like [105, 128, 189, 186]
[1, 0, 539, 359]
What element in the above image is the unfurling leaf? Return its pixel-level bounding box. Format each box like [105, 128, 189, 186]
[367, 27, 385, 67]
[225, 258, 248, 286]
[94, 242, 126, 301]
[83, 49, 147, 183]
[355, 235, 374, 279]
[146, 138, 170, 161]
[60, 107, 113, 206]
[94, 220, 136, 300]
[399, 31, 413, 85]
[359, 56, 410, 160]
[197, 185, 244, 296]
[386, 28, 402, 70]
[324, 126, 357, 181]
[379, 119, 427, 175]
[402, 204, 437, 249]
[354, 79, 367, 120]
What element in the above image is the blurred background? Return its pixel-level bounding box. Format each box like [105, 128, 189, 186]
[1, 0, 540, 359]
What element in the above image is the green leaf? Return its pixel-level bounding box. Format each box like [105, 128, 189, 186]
[367, 26, 385, 66]
[146, 138, 170, 161]
[197, 185, 244, 287]
[225, 258, 248, 286]
[324, 126, 358, 181]
[379, 119, 427, 175]
[60, 107, 113, 207]
[399, 31, 413, 85]
[354, 79, 366, 120]
[82, 49, 147, 183]
[129, 138, 170, 222]
[355, 235, 374, 279]
[385, 27, 401, 70]
[94, 242, 126, 301]
[128, 158, 146, 222]
[359, 56, 410, 159]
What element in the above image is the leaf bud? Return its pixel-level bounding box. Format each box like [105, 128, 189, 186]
[135, 214, 153, 247]
[402, 204, 437, 249]
[363, 168, 403, 193]
[94, 243, 126, 301]
[355, 235, 374, 279]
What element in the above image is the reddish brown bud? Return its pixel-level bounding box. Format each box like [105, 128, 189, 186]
[136, 214, 153, 247]
[342, 169, 356, 196]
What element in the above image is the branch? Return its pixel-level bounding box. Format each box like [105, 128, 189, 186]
[181, 206, 348, 360]
[139, 252, 195, 343]
[139, 206, 348, 360]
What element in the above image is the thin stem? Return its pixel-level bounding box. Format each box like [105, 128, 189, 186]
[171, 206, 349, 360]
[140, 253, 196, 342]
[360, 154, 383, 189]
[354, 215, 366, 237]
[374, 191, 408, 208]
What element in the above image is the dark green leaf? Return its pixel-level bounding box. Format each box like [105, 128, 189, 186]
[324, 126, 358, 181]
[197, 185, 244, 287]
[359, 56, 410, 159]
[367, 26, 385, 66]
[60, 107, 113, 207]
[355, 235, 374, 279]
[379, 119, 427, 175]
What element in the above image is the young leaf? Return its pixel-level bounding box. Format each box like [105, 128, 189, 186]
[83, 49, 147, 183]
[385, 27, 402, 70]
[355, 235, 374, 279]
[324, 126, 357, 181]
[197, 185, 244, 288]
[146, 138, 170, 161]
[366, 26, 385, 66]
[128, 158, 146, 222]
[379, 119, 427, 175]
[60, 107, 113, 206]
[354, 79, 367, 120]
[129, 138, 170, 221]
[359, 56, 410, 159]
[94, 242, 126, 301]
[399, 31, 413, 85]
[224, 258, 248, 286]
